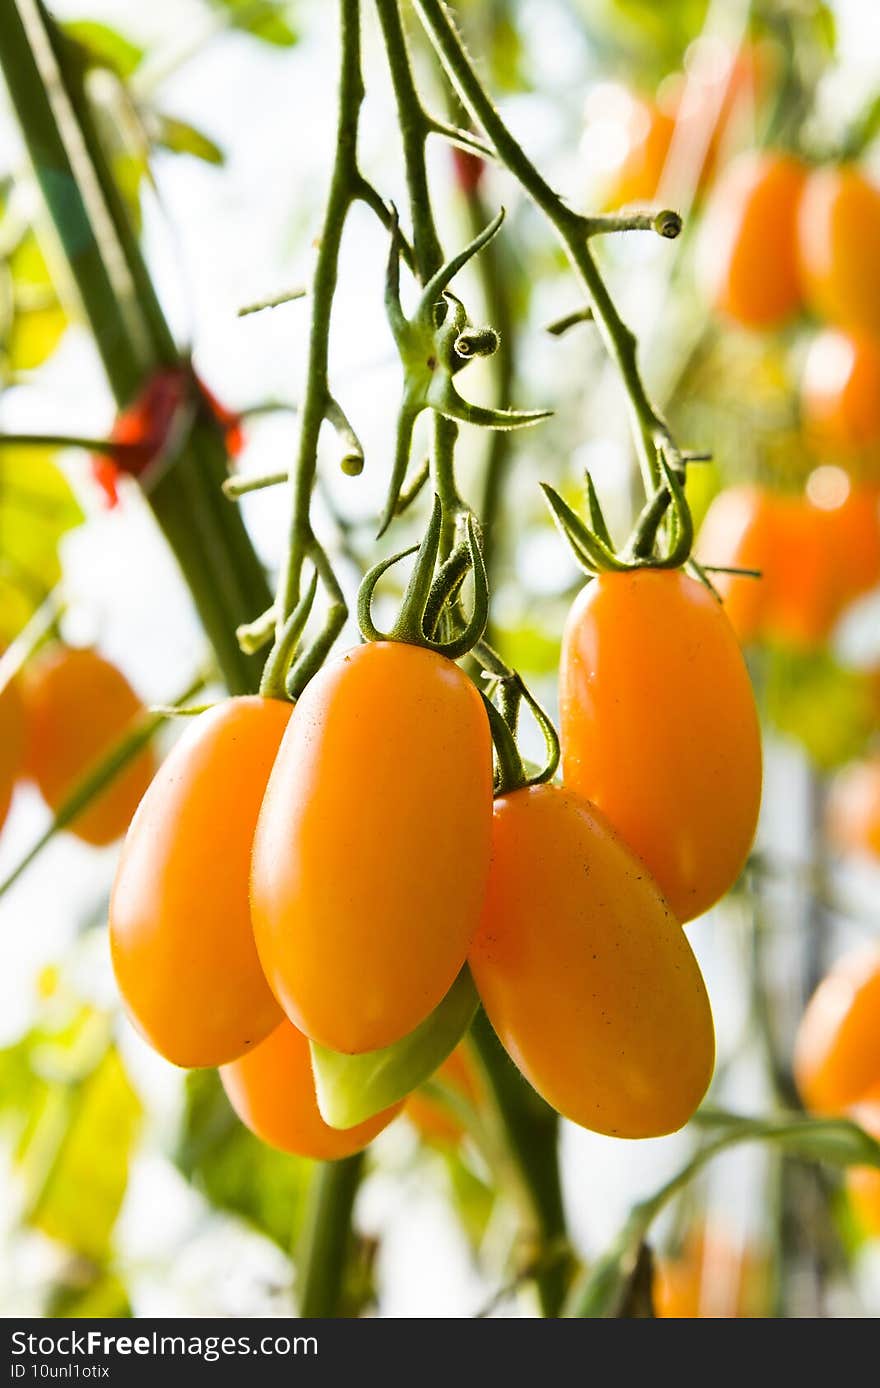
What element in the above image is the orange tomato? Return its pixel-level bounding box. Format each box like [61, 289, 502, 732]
[220, 1017, 402, 1159]
[764, 494, 843, 646]
[845, 1090, 880, 1237]
[469, 784, 715, 1138]
[21, 644, 157, 846]
[110, 697, 287, 1067]
[585, 85, 677, 210]
[794, 948, 880, 1114]
[826, 758, 880, 861]
[697, 150, 805, 328]
[798, 165, 880, 338]
[406, 1045, 480, 1146]
[801, 328, 880, 456]
[0, 668, 24, 832]
[252, 642, 493, 1054]
[560, 569, 762, 922]
[655, 1225, 767, 1318]
[696, 485, 776, 642]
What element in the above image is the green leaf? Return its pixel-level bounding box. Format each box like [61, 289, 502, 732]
[311, 967, 480, 1130]
[0, 449, 84, 643]
[25, 1047, 142, 1262]
[63, 21, 145, 78]
[207, 0, 298, 47]
[175, 1069, 311, 1250]
[154, 116, 225, 166]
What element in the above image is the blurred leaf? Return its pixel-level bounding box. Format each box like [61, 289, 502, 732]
[64, 21, 145, 77]
[495, 618, 562, 676]
[574, 0, 711, 85]
[207, 0, 298, 47]
[764, 647, 876, 771]
[176, 1069, 311, 1250]
[47, 1265, 132, 1318]
[154, 115, 225, 165]
[441, 1148, 496, 1250]
[26, 1047, 141, 1262]
[4, 230, 68, 371]
[0, 449, 84, 644]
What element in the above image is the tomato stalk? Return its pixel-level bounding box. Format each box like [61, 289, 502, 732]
[296, 1153, 365, 1318]
[0, 0, 270, 695]
[411, 0, 689, 501]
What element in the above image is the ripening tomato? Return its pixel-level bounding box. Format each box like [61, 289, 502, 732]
[826, 758, 880, 861]
[220, 1017, 402, 1159]
[845, 1090, 880, 1237]
[794, 948, 880, 1114]
[764, 494, 843, 646]
[798, 165, 880, 338]
[110, 697, 288, 1067]
[654, 1226, 767, 1318]
[252, 642, 493, 1054]
[0, 668, 24, 832]
[801, 328, 880, 456]
[22, 644, 157, 846]
[697, 150, 805, 328]
[584, 84, 677, 210]
[696, 485, 776, 642]
[406, 1045, 481, 1146]
[469, 784, 715, 1138]
[560, 569, 762, 923]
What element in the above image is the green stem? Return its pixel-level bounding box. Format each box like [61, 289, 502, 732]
[296, 1155, 364, 1318]
[0, 0, 271, 694]
[0, 672, 207, 900]
[0, 431, 140, 454]
[470, 1010, 570, 1317]
[274, 0, 363, 633]
[413, 0, 675, 495]
[566, 1108, 880, 1317]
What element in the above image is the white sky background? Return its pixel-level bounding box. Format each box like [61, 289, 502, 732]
[1, 0, 879, 1317]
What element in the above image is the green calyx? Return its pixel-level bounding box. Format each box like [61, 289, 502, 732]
[310, 965, 479, 1130]
[357, 494, 488, 660]
[475, 643, 560, 797]
[378, 206, 551, 536]
[541, 453, 695, 577]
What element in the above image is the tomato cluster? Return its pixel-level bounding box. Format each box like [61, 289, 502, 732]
[1, 643, 155, 846]
[795, 949, 880, 1235]
[107, 552, 767, 1158]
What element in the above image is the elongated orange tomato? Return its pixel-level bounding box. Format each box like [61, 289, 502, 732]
[469, 785, 714, 1138]
[794, 948, 880, 1114]
[845, 1090, 880, 1236]
[110, 697, 288, 1067]
[801, 328, 880, 455]
[697, 150, 805, 328]
[0, 667, 24, 832]
[798, 165, 880, 338]
[22, 644, 156, 846]
[826, 758, 880, 861]
[252, 642, 493, 1054]
[220, 1018, 402, 1159]
[560, 569, 762, 922]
